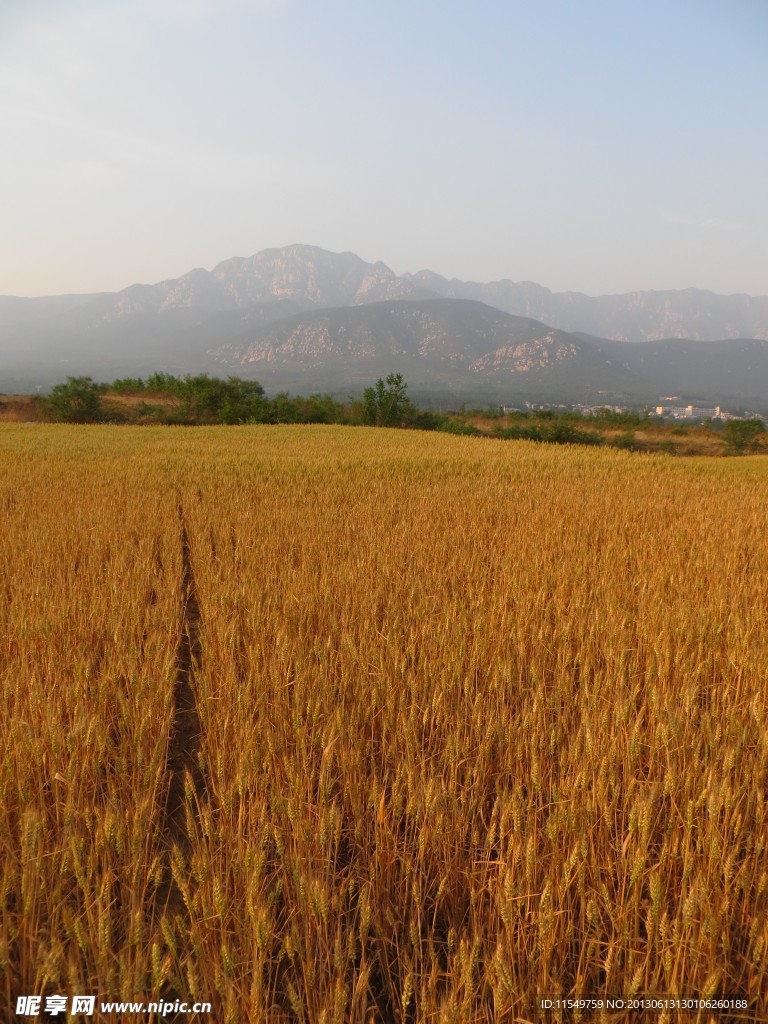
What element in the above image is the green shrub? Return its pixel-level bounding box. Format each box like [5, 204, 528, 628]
[110, 377, 146, 394]
[438, 419, 482, 436]
[723, 418, 765, 455]
[43, 377, 102, 423]
[613, 430, 636, 450]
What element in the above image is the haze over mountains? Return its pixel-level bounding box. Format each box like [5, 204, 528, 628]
[1, 244, 767, 408]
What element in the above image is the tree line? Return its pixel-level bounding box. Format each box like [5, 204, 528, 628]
[41, 372, 427, 428]
[38, 373, 766, 453]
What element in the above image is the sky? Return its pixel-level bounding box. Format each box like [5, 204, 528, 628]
[1, 0, 766, 298]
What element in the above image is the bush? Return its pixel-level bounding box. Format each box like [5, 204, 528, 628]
[148, 374, 268, 424]
[545, 422, 602, 446]
[613, 430, 636, 450]
[496, 424, 542, 441]
[438, 418, 482, 436]
[145, 372, 185, 395]
[43, 377, 102, 423]
[218, 378, 267, 424]
[723, 418, 765, 455]
[495, 421, 601, 446]
[410, 410, 447, 432]
[110, 377, 146, 394]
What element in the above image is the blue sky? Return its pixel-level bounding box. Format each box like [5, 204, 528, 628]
[1, 0, 766, 296]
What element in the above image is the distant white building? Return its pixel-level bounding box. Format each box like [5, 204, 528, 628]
[654, 404, 729, 420]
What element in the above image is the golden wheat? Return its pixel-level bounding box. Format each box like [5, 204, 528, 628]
[1, 423, 767, 1021]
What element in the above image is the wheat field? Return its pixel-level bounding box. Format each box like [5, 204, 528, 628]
[1, 424, 767, 1022]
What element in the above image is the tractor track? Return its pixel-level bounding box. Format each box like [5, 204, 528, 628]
[150, 506, 211, 1016]
[162, 510, 206, 859]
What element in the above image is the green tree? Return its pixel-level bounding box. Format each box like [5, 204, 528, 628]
[176, 374, 226, 422]
[43, 377, 102, 422]
[723, 417, 765, 454]
[362, 373, 413, 427]
[110, 377, 146, 394]
[145, 372, 184, 395]
[219, 378, 266, 423]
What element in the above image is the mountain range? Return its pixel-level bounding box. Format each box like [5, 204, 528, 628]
[1, 244, 767, 408]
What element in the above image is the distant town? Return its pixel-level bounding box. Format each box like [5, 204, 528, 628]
[514, 401, 759, 423]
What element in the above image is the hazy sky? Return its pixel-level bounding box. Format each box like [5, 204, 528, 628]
[1, 0, 766, 297]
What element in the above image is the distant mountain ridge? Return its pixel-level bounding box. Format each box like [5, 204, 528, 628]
[3, 243, 766, 340]
[209, 299, 640, 400]
[0, 244, 767, 406]
[53, 246, 431, 325]
[402, 271, 768, 344]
